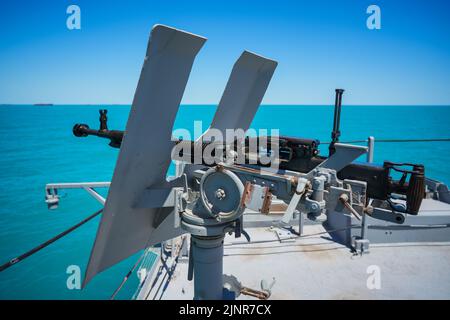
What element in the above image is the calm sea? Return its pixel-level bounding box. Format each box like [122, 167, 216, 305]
[0, 104, 449, 299]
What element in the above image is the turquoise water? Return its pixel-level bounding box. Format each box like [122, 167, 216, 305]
[0, 104, 449, 299]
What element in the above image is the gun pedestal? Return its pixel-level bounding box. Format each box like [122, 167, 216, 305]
[181, 166, 245, 300]
[189, 235, 225, 300]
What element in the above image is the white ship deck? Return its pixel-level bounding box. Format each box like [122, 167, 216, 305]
[136, 221, 450, 300]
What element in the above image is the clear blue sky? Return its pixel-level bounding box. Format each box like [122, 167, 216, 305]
[0, 0, 449, 105]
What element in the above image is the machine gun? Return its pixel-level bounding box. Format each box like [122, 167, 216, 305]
[72, 91, 425, 215]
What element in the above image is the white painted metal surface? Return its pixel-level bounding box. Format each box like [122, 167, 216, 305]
[138, 223, 450, 300]
[45, 182, 110, 189]
[82, 187, 106, 205]
[45, 182, 110, 205]
[83, 25, 206, 286]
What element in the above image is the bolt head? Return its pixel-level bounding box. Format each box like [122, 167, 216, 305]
[215, 188, 226, 200]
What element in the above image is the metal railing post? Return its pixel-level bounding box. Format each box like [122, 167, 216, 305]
[367, 136, 374, 163]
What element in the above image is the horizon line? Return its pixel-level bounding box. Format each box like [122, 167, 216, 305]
[1, 103, 450, 107]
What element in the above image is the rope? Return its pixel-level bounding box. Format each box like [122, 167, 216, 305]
[0, 208, 103, 273]
[322, 138, 450, 145]
[110, 252, 145, 300]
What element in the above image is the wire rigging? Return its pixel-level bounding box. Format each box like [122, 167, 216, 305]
[0, 208, 103, 273]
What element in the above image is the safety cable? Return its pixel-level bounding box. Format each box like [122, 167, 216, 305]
[322, 138, 450, 144]
[0, 208, 103, 273]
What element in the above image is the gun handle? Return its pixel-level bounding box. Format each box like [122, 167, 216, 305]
[406, 165, 425, 215]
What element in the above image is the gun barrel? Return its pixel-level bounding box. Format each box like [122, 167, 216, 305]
[330, 88, 345, 155]
[73, 124, 124, 148]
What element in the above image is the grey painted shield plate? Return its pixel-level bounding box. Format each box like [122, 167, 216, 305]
[83, 25, 206, 286]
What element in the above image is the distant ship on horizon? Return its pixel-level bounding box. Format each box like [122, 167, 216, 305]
[34, 103, 54, 106]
